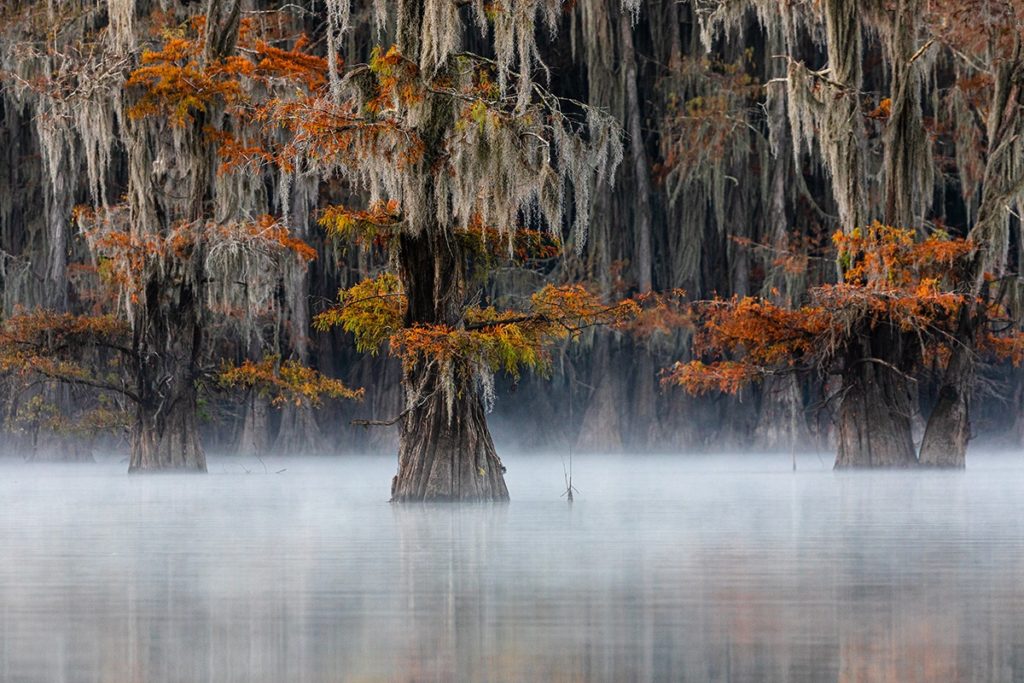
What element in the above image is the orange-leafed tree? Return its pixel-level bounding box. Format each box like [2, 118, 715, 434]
[910, 1, 1024, 467]
[0, 212, 356, 470]
[98, 6, 326, 471]
[244, 1, 627, 500]
[695, 0, 1024, 464]
[0, 2, 359, 471]
[666, 224, 1024, 468]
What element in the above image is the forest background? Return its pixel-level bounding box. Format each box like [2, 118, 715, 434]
[2, 0, 1023, 465]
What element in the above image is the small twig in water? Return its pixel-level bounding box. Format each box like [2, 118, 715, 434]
[561, 451, 579, 502]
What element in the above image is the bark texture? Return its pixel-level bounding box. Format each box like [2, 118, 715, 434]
[575, 335, 625, 453]
[620, 12, 653, 294]
[131, 390, 205, 472]
[129, 269, 207, 472]
[754, 374, 811, 451]
[918, 312, 975, 468]
[392, 361, 508, 502]
[917, 44, 1024, 467]
[275, 403, 328, 455]
[391, 228, 508, 502]
[835, 329, 917, 468]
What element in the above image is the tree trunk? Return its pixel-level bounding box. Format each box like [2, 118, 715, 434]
[392, 360, 508, 502]
[574, 334, 624, 453]
[29, 429, 95, 463]
[918, 311, 976, 467]
[274, 404, 328, 455]
[387, 1, 508, 501]
[917, 369, 970, 467]
[835, 328, 917, 468]
[130, 386, 205, 472]
[118, 2, 245, 472]
[754, 374, 811, 452]
[1012, 373, 1024, 447]
[390, 228, 508, 502]
[628, 345, 661, 449]
[620, 12, 653, 293]
[235, 390, 271, 456]
[129, 269, 206, 473]
[917, 45, 1024, 468]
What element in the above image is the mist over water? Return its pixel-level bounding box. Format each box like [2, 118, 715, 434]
[2, 453, 1024, 682]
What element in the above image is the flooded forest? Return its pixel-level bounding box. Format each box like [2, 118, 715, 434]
[3, 1, 1024, 680]
[2, 0, 1021, 482]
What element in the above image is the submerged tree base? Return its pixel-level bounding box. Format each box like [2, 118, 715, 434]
[129, 400, 207, 473]
[834, 379, 918, 469]
[391, 367, 509, 503]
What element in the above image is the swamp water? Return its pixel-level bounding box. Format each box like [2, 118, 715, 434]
[2, 453, 1024, 682]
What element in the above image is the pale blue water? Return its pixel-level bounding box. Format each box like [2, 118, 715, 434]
[2, 453, 1024, 682]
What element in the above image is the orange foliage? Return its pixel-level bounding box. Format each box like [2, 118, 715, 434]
[317, 202, 563, 265]
[665, 360, 761, 396]
[127, 17, 326, 127]
[833, 222, 973, 288]
[982, 332, 1024, 367]
[388, 285, 651, 378]
[665, 225, 983, 395]
[868, 97, 892, 121]
[457, 217, 563, 264]
[127, 22, 250, 124]
[0, 310, 133, 396]
[924, 1, 1024, 56]
[219, 355, 362, 408]
[623, 290, 691, 338]
[221, 214, 318, 262]
[1, 309, 129, 349]
[365, 45, 424, 115]
[261, 93, 425, 173]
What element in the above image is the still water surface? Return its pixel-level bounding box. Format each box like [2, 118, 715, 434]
[2, 453, 1024, 682]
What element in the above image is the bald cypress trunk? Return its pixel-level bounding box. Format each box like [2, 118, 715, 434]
[129, 268, 206, 473]
[386, 1, 509, 501]
[122, 1, 241, 473]
[235, 391, 271, 456]
[620, 12, 653, 294]
[131, 390, 205, 471]
[835, 327, 917, 468]
[918, 309, 976, 468]
[392, 359, 508, 502]
[391, 229, 508, 502]
[754, 375, 811, 452]
[575, 335, 624, 453]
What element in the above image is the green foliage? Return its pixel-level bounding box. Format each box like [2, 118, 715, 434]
[313, 273, 406, 354]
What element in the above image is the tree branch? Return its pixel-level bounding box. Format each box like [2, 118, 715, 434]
[30, 368, 142, 405]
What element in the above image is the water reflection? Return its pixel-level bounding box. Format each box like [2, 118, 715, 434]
[1, 454, 1024, 681]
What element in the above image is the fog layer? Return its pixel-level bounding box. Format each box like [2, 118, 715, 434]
[2, 453, 1024, 681]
